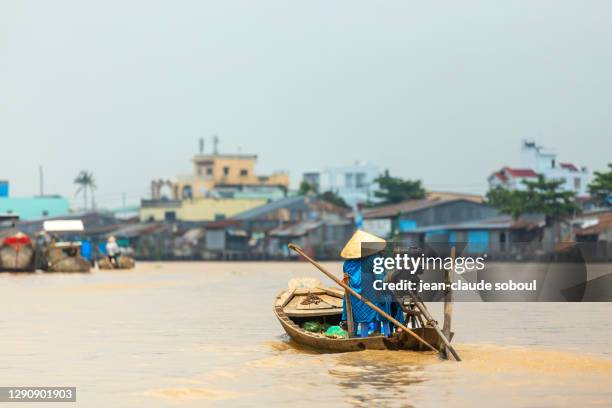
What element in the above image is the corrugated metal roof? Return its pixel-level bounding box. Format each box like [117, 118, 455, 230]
[269, 220, 322, 237]
[402, 216, 543, 233]
[362, 198, 484, 219]
[503, 167, 538, 178]
[232, 196, 306, 220]
[560, 162, 579, 172]
[575, 211, 612, 236]
[104, 222, 169, 238]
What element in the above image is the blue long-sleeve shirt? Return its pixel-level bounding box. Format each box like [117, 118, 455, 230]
[341, 255, 404, 324]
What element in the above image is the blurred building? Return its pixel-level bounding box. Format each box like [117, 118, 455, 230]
[203, 195, 353, 260]
[0, 180, 8, 197]
[139, 197, 267, 222]
[363, 197, 499, 240]
[302, 161, 380, 209]
[0, 181, 70, 221]
[488, 140, 590, 195]
[151, 142, 289, 201]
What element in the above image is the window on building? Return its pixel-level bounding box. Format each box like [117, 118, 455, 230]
[355, 173, 366, 188]
[345, 173, 354, 188]
[223, 166, 230, 176]
[240, 169, 248, 177]
[303, 173, 320, 187]
[42, 210, 49, 217]
[164, 211, 176, 221]
[206, 165, 213, 176]
[214, 214, 226, 221]
[574, 178, 581, 190]
[551, 159, 555, 168]
[196, 163, 203, 176]
[182, 185, 193, 199]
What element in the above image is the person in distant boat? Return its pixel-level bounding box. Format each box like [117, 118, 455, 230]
[34, 231, 51, 270]
[340, 230, 405, 338]
[106, 236, 120, 266]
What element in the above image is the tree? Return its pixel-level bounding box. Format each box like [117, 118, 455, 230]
[74, 170, 97, 210]
[486, 187, 529, 220]
[318, 190, 351, 209]
[372, 170, 426, 205]
[522, 175, 579, 224]
[487, 175, 578, 224]
[588, 163, 612, 206]
[298, 181, 317, 195]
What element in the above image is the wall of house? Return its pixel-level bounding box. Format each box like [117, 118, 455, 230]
[0, 197, 70, 220]
[170, 155, 289, 200]
[139, 198, 267, 222]
[303, 163, 380, 208]
[399, 201, 499, 231]
[205, 229, 226, 251]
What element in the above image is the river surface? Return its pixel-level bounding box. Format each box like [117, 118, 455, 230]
[0, 262, 611, 407]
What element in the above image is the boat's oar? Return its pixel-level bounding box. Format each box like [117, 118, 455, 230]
[287, 244, 438, 353]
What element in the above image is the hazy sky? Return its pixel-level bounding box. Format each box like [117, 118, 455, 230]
[1, 1, 610, 208]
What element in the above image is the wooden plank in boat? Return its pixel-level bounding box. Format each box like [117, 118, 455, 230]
[293, 288, 326, 296]
[275, 289, 296, 308]
[286, 296, 304, 310]
[319, 294, 343, 308]
[321, 287, 344, 297]
[283, 308, 343, 317]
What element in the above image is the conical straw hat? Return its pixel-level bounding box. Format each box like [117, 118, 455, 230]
[340, 230, 386, 259]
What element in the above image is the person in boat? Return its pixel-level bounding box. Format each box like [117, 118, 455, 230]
[106, 236, 120, 266]
[34, 231, 51, 270]
[340, 230, 405, 337]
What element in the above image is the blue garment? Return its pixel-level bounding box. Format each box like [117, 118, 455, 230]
[341, 256, 405, 326]
[80, 240, 92, 261]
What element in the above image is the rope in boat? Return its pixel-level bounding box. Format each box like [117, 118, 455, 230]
[300, 294, 322, 305]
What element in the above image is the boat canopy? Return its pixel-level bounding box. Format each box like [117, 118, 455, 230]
[43, 220, 85, 232]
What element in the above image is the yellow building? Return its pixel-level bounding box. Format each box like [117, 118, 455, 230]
[139, 197, 267, 222]
[151, 153, 289, 200]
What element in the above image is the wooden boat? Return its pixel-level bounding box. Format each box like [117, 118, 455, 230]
[98, 255, 135, 270]
[274, 286, 447, 353]
[40, 220, 90, 273]
[0, 232, 35, 272]
[46, 242, 91, 273]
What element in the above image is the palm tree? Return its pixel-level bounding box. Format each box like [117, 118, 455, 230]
[74, 170, 97, 210]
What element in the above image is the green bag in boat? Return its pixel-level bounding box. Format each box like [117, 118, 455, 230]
[303, 321, 323, 332]
[324, 326, 348, 339]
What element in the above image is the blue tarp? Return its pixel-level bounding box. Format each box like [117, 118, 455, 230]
[80, 240, 92, 261]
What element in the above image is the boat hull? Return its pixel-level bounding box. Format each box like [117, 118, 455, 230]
[273, 290, 446, 353]
[0, 245, 35, 272]
[47, 256, 91, 273]
[98, 255, 135, 270]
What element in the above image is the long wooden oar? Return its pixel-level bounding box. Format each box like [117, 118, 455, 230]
[288, 244, 438, 353]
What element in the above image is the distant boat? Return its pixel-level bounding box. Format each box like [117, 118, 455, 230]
[41, 220, 91, 273]
[45, 241, 91, 273]
[0, 232, 35, 272]
[98, 255, 135, 270]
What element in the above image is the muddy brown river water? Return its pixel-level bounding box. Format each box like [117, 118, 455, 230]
[0, 262, 610, 407]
